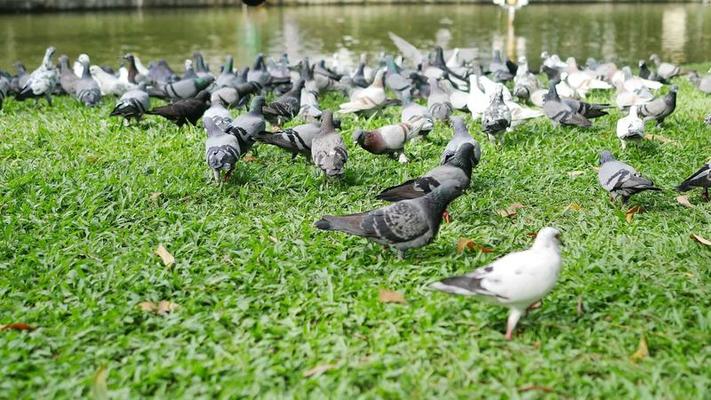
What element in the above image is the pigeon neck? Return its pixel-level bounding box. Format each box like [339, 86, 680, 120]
[81, 63, 91, 80]
[127, 58, 138, 84]
[319, 113, 335, 134]
[223, 57, 233, 74]
[532, 237, 560, 253]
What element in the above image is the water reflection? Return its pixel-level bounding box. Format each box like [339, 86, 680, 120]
[0, 4, 710, 70]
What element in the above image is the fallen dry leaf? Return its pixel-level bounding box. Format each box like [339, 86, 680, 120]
[630, 335, 649, 362]
[645, 134, 676, 144]
[91, 366, 109, 400]
[625, 205, 644, 223]
[576, 296, 585, 316]
[378, 289, 406, 304]
[519, 385, 554, 393]
[139, 301, 179, 315]
[303, 364, 335, 377]
[676, 195, 693, 208]
[155, 244, 175, 266]
[563, 202, 583, 212]
[456, 238, 494, 254]
[526, 232, 538, 238]
[690, 234, 711, 246]
[497, 203, 524, 218]
[567, 170, 584, 178]
[0, 323, 34, 332]
[149, 192, 162, 202]
[243, 155, 257, 162]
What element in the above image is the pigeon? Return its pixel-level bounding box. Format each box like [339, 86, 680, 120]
[688, 70, 711, 95]
[638, 60, 664, 83]
[430, 227, 563, 340]
[427, 77, 453, 122]
[255, 120, 323, 160]
[616, 106, 644, 148]
[352, 122, 420, 163]
[542, 84, 592, 128]
[16, 46, 58, 105]
[481, 84, 511, 144]
[613, 66, 663, 93]
[315, 182, 464, 258]
[561, 97, 610, 119]
[121, 54, 148, 84]
[202, 97, 231, 123]
[0, 76, 9, 110]
[247, 54, 271, 87]
[298, 88, 322, 120]
[74, 59, 102, 107]
[90, 65, 136, 96]
[384, 55, 412, 101]
[179, 60, 195, 80]
[204, 115, 243, 183]
[440, 117, 481, 164]
[613, 80, 654, 109]
[637, 85, 677, 126]
[58, 55, 78, 95]
[439, 79, 469, 111]
[706, 113, 711, 126]
[210, 81, 262, 109]
[351, 56, 371, 88]
[597, 151, 660, 204]
[72, 53, 90, 78]
[479, 75, 513, 102]
[376, 142, 476, 202]
[311, 111, 348, 177]
[676, 162, 711, 201]
[223, 95, 266, 150]
[216, 55, 238, 88]
[513, 56, 540, 101]
[339, 69, 386, 114]
[649, 54, 680, 81]
[110, 86, 150, 123]
[192, 52, 213, 80]
[489, 49, 514, 82]
[9, 63, 29, 95]
[400, 91, 434, 137]
[148, 60, 178, 84]
[466, 75, 489, 118]
[262, 79, 304, 126]
[154, 76, 214, 100]
[146, 90, 210, 127]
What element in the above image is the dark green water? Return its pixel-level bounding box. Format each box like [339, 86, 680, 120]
[1, 3, 710, 71]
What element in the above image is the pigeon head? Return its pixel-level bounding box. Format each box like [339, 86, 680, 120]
[599, 150, 616, 165]
[450, 116, 467, 134]
[533, 227, 563, 250]
[649, 54, 661, 64]
[371, 69, 385, 88]
[638, 60, 646, 69]
[352, 128, 366, 144]
[319, 111, 335, 134]
[448, 142, 477, 171]
[249, 95, 266, 114]
[89, 65, 102, 77]
[207, 146, 237, 171]
[429, 182, 464, 208]
[543, 82, 560, 103]
[670, 85, 678, 94]
[58, 55, 70, 70]
[195, 76, 215, 90]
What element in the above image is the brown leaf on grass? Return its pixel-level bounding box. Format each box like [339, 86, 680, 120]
[91, 366, 109, 400]
[138, 301, 179, 315]
[243, 155, 257, 162]
[567, 170, 584, 178]
[0, 323, 34, 332]
[378, 289, 406, 304]
[526, 232, 538, 238]
[155, 244, 175, 266]
[456, 238, 494, 254]
[576, 296, 585, 316]
[630, 336, 649, 362]
[563, 202, 583, 212]
[645, 134, 676, 144]
[690, 234, 711, 246]
[676, 195, 693, 208]
[303, 364, 335, 377]
[625, 205, 644, 223]
[149, 192, 162, 202]
[497, 203, 524, 218]
[519, 385, 555, 393]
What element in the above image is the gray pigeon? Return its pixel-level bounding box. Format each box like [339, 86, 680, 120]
[562, 97, 610, 119]
[542, 83, 592, 128]
[688, 71, 711, 95]
[440, 116, 481, 166]
[110, 87, 150, 123]
[489, 50, 514, 82]
[705, 113, 711, 126]
[58, 55, 78, 95]
[401, 91, 434, 137]
[147, 60, 178, 84]
[427, 77, 453, 122]
[205, 115, 243, 183]
[649, 54, 680, 81]
[0, 75, 9, 110]
[16, 47, 58, 105]
[154, 76, 214, 100]
[222, 95, 267, 152]
[74, 60, 102, 107]
[597, 151, 660, 204]
[262, 79, 304, 126]
[638, 85, 677, 126]
[255, 120, 323, 160]
[311, 111, 348, 177]
[376, 142, 476, 202]
[385, 55, 411, 101]
[352, 121, 420, 162]
[482, 84, 511, 144]
[676, 162, 711, 201]
[512, 56, 540, 101]
[216, 55, 238, 88]
[314, 182, 464, 258]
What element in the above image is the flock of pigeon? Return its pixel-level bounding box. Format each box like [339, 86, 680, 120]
[1, 37, 710, 340]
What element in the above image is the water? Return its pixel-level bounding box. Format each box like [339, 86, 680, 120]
[1, 3, 710, 72]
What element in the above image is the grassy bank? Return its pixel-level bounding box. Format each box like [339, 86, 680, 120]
[1, 72, 710, 398]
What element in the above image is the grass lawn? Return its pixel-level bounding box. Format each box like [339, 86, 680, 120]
[1, 70, 710, 398]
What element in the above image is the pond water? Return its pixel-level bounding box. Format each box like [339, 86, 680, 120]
[1, 3, 710, 71]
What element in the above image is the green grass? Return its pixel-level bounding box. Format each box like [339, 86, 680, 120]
[1, 71, 710, 399]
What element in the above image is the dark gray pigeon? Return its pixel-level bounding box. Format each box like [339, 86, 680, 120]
[597, 150, 660, 204]
[377, 142, 476, 202]
[221, 95, 267, 152]
[255, 121, 323, 160]
[146, 90, 210, 127]
[440, 116, 481, 166]
[427, 77, 453, 122]
[110, 86, 150, 123]
[676, 162, 711, 201]
[352, 57, 371, 88]
[489, 50, 514, 82]
[148, 60, 178, 84]
[262, 79, 304, 126]
[542, 83, 592, 128]
[482, 84, 512, 144]
[9, 63, 29, 95]
[75, 60, 102, 107]
[562, 97, 610, 119]
[638, 85, 677, 126]
[314, 182, 464, 258]
[58, 55, 78, 95]
[311, 111, 348, 177]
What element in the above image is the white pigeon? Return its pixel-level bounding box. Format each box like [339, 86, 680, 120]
[73, 54, 90, 78]
[479, 75, 513, 102]
[616, 106, 645, 149]
[613, 81, 654, 109]
[430, 227, 563, 340]
[338, 69, 386, 114]
[466, 75, 489, 118]
[90, 65, 136, 96]
[506, 100, 544, 128]
[439, 80, 469, 111]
